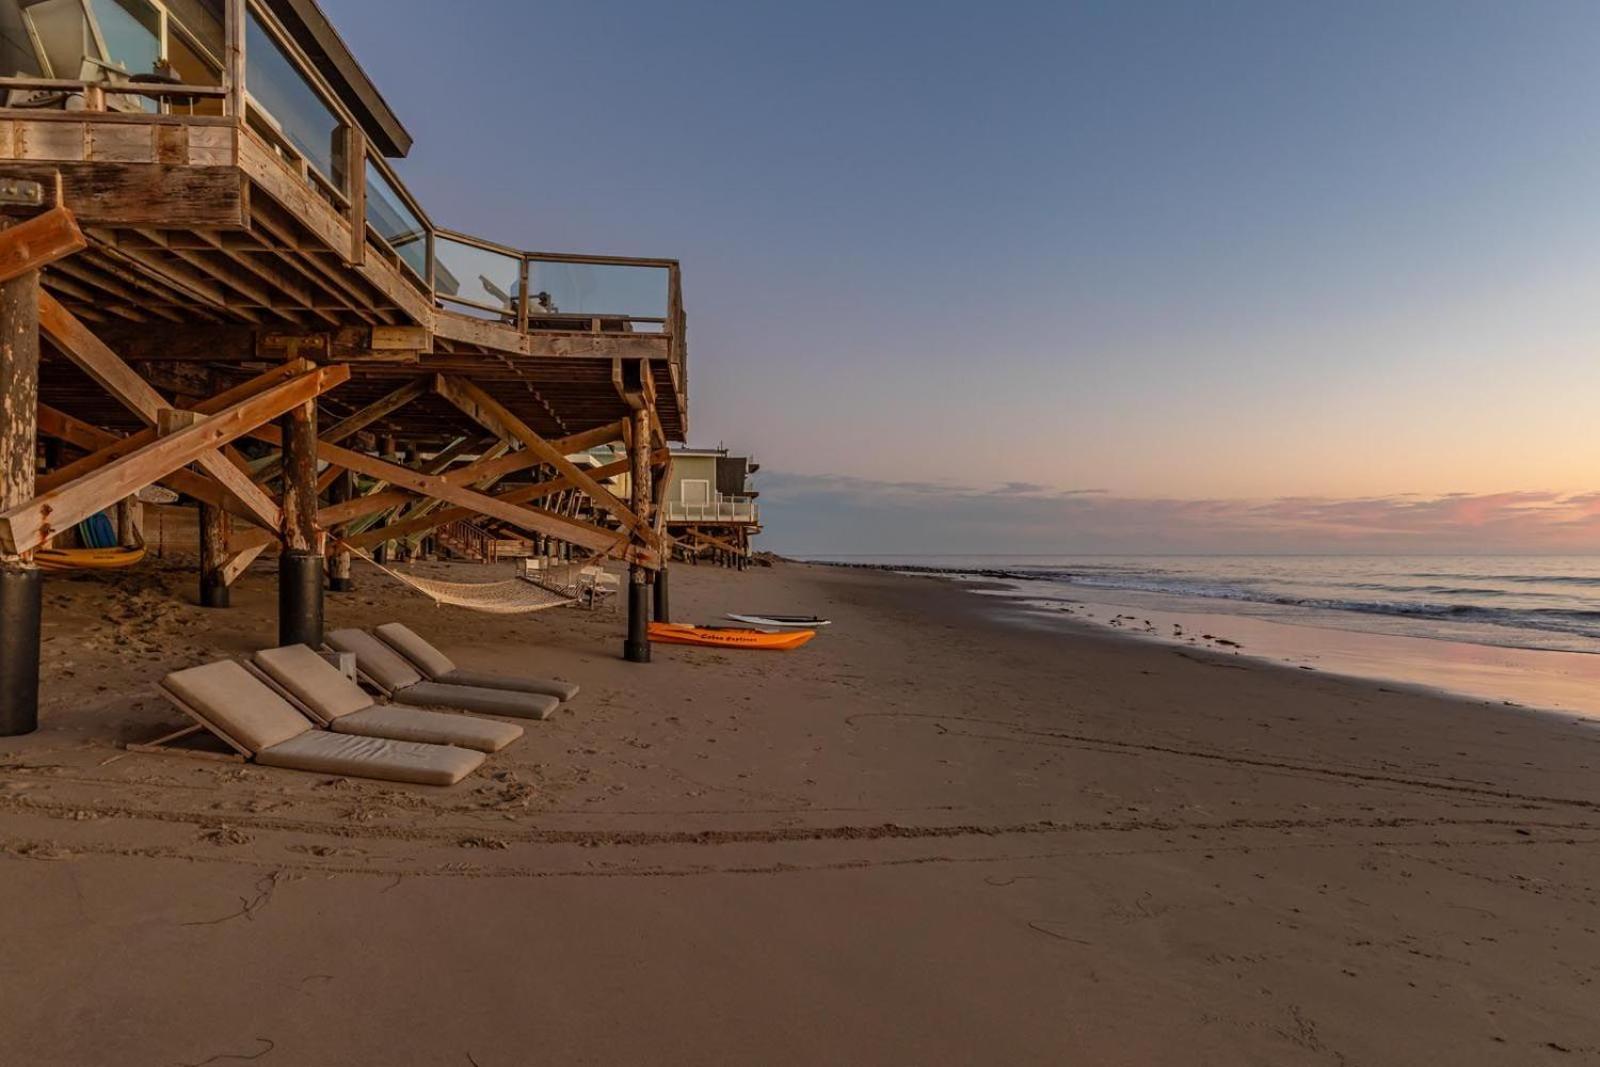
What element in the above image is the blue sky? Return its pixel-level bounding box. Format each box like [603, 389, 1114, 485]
[324, 0, 1600, 554]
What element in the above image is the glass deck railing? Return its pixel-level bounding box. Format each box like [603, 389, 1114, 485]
[0, 0, 684, 365]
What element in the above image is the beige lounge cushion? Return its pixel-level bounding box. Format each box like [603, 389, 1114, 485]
[375, 621, 578, 702]
[374, 623, 455, 678]
[332, 706, 522, 753]
[257, 730, 483, 786]
[163, 660, 310, 753]
[438, 666, 579, 703]
[253, 644, 373, 722]
[326, 628, 424, 692]
[394, 681, 560, 721]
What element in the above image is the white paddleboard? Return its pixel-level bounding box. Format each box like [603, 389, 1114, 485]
[726, 614, 832, 629]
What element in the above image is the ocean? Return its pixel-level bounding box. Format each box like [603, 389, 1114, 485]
[809, 555, 1600, 655]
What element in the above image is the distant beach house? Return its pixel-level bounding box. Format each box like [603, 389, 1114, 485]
[584, 445, 760, 565]
[660, 448, 758, 524]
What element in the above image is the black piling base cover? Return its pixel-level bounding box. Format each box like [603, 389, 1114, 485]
[329, 576, 354, 593]
[624, 577, 651, 663]
[652, 568, 670, 623]
[278, 551, 325, 649]
[0, 566, 42, 737]
[200, 576, 230, 608]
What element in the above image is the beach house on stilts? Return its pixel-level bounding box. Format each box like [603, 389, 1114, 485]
[660, 447, 760, 567]
[0, 0, 689, 738]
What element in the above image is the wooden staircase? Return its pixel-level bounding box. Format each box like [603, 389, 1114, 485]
[435, 519, 498, 563]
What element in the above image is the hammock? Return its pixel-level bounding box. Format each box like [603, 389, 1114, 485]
[341, 542, 578, 615]
[36, 541, 147, 572]
[37, 511, 147, 572]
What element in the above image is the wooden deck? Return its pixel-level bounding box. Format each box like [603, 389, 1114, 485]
[0, 109, 687, 444]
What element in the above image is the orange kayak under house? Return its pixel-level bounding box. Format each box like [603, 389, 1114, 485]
[648, 623, 816, 651]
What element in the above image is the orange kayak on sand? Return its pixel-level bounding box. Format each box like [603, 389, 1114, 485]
[648, 622, 816, 650]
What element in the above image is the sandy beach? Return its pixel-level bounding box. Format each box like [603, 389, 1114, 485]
[2, 558, 1598, 1064]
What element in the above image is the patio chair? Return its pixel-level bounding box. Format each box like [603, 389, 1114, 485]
[148, 659, 484, 786]
[324, 628, 561, 721]
[373, 622, 580, 703]
[250, 644, 523, 754]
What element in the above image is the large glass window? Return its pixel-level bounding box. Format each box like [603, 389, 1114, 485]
[434, 236, 521, 317]
[164, 22, 221, 114]
[245, 10, 345, 189]
[366, 159, 429, 280]
[6, 0, 216, 111]
[88, 0, 158, 75]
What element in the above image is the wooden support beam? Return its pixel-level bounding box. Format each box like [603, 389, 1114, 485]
[218, 539, 270, 588]
[37, 360, 313, 495]
[322, 377, 429, 445]
[37, 292, 299, 532]
[262, 376, 430, 490]
[337, 450, 657, 549]
[433, 374, 654, 547]
[242, 436, 653, 563]
[0, 207, 85, 285]
[0, 367, 344, 556]
[38, 404, 237, 517]
[316, 439, 526, 527]
[550, 419, 628, 455]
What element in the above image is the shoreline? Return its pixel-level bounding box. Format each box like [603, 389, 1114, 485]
[3, 560, 1600, 1063]
[817, 560, 1600, 721]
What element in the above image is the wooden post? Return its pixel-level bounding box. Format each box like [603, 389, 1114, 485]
[0, 209, 41, 736]
[373, 432, 398, 563]
[278, 399, 323, 647]
[223, 0, 246, 120]
[624, 406, 652, 663]
[199, 503, 230, 607]
[329, 469, 353, 592]
[346, 126, 367, 267]
[116, 497, 134, 546]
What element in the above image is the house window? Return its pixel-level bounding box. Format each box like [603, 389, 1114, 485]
[12, 0, 218, 112]
[681, 480, 711, 506]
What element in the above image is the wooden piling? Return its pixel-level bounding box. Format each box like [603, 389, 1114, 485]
[278, 399, 323, 647]
[199, 503, 230, 608]
[0, 209, 41, 735]
[624, 406, 652, 663]
[329, 469, 354, 592]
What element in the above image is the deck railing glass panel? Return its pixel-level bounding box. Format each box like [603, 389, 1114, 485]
[433, 235, 522, 319]
[525, 259, 669, 328]
[365, 158, 429, 282]
[244, 8, 346, 191]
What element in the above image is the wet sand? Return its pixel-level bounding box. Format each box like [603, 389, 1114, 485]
[2, 558, 1599, 1064]
[976, 582, 1600, 718]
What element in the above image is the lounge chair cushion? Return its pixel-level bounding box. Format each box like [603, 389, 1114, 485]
[393, 681, 561, 721]
[332, 706, 523, 753]
[375, 622, 579, 702]
[163, 660, 310, 753]
[326, 628, 424, 692]
[257, 730, 483, 786]
[374, 623, 456, 678]
[253, 644, 373, 722]
[436, 666, 580, 703]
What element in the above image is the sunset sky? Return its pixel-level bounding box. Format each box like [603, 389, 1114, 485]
[325, 0, 1600, 553]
